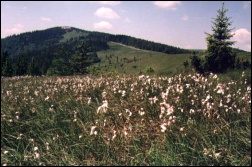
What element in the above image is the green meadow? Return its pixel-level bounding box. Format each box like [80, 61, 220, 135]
[90, 42, 192, 76]
[1, 68, 251, 165]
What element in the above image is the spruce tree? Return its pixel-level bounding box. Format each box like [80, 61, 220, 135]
[70, 42, 91, 74]
[205, 3, 236, 73]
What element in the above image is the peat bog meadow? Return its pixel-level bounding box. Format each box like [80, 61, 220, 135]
[1, 70, 251, 166]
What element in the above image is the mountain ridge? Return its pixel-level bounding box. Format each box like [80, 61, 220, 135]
[1, 26, 191, 58]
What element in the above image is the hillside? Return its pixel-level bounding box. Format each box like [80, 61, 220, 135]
[1, 26, 190, 59]
[1, 26, 194, 76]
[1, 26, 250, 77]
[91, 42, 192, 76]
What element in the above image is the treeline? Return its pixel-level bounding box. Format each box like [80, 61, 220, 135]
[1, 27, 110, 76]
[108, 34, 190, 54]
[1, 27, 108, 59]
[1, 41, 101, 77]
[82, 31, 191, 54]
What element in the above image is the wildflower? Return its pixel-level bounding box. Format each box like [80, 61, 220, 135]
[97, 100, 108, 113]
[247, 86, 251, 92]
[139, 75, 145, 80]
[90, 126, 97, 135]
[45, 96, 49, 101]
[138, 108, 145, 116]
[39, 162, 45, 166]
[214, 152, 222, 158]
[34, 146, 39, 151]
[125, 109, 132, 117]
[73, 118, 77, 122]
[34, 90, 39, 96]
[34, 152, 40, 159]
[46, 142, 50, 150]
[49, 105, 55, 111]
[160, 124, 167, 132]
[74, 112, 77, 119]
[189, 109, 195, 114]
[149, 96, 158, 104]
[3, 150, 9, 154]
[242, 71, 245, 77]
[29, 138, 34, 142]
[217, 88, 224, 94]
[53, 134, 59, 140]
[17, 133, 23, 140]
[203, 148, 209, 155]
[79, 134, 83, 139]
[112, 130, 116, 140]
[87, 97, 91, 105]
[119, 90, 126, 97]
[180, 127, 184, 132]
[6, 90, 12, 96]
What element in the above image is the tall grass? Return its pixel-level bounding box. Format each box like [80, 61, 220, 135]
[1, 71, 251, 166]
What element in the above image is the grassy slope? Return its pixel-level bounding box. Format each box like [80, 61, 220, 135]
[91, 42, 251, 76]
[92, 42, 192, 76]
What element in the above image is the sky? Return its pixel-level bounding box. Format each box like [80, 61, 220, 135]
[1, 1, 251, 51]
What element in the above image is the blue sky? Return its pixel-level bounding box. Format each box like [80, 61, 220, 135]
[1, 1, 251, 51]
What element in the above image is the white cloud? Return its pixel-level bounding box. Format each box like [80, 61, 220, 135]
[182, 15, 188, 21]
[4, 24, 25, 36]
[94, 7, 120, 19]
[154, 1, 181, 10]
[232, 28, 251, 51]
[41, 17, 52, 21]
[93, 21, 113, 30]
[97, 1, 121, 6]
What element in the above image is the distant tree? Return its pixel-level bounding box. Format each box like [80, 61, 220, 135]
[1, 51, 13, 77]
[190, 54, 205, 74]
[27, 57, 40, 76]
[47, 58, 71, 76]
[183, 60, 189, 69]
[14, 54, 28, 76]
[70, 42, 91, 74]
[205, 3, 236, 73]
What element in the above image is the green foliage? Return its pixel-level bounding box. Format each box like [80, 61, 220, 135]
[183, 60, 189, 68]
[190, 54, 205, 74]
[14, 54, 29, 76]
[146, 67, 155, 73]
[47, 58, 71, 76]
[191, 3, 243, 74]
[1, 51, 13, 77]
[204, 3, 237, 73]
[27, 57, 41, 76]
[70, 42, 91, 74]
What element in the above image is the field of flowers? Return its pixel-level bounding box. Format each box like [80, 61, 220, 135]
[1, 71, 251, 166]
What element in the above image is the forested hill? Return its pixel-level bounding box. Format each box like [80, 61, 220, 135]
[1, 26, 192, 76]
[1, 26, 190, 58]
